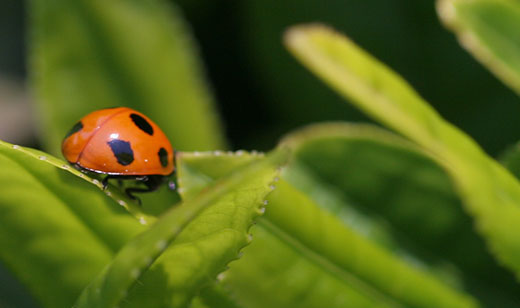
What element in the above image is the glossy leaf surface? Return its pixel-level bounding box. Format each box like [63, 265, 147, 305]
[177, 138, 481, 308]
[75, 150, 286, 308]
[285, 24, 520, 281]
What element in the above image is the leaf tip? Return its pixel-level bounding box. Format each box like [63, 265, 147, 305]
[436, 0, 457, 27]
[284, 23, 332, 50]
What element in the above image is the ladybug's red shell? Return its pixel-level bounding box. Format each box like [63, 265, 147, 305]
[62, 107, 175, 176]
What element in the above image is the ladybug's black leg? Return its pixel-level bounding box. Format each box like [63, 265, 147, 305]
[124, 188, 147, 205]
[102, 175, 119, 190]
[124, 175, 165, 205]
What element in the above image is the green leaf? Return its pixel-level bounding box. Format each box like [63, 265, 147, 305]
[188, 296, 212, 308]
[0, 140, 144, 308]
[499, 142, 520, 180]
[284, 24, 520, 279]
[280, 123, 520, 306]
[177, 150, 268, 200]
[196, 283, 244, 308]
[28, 0, 226, 155]
[437, 0, 520, 96]
[234, 185, 477, 308]
[74, 150, 286, 308]
[176, 142, 480, 308]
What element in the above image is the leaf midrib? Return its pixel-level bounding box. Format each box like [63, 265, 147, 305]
[257, 217, 405, 308]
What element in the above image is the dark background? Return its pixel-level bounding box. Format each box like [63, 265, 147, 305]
[2, 0, 520, 155]
[1, 1, 520, 307]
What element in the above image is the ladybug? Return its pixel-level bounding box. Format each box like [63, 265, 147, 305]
[62, 107, 175, 202]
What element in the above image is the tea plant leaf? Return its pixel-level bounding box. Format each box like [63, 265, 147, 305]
[177, 150, 268, 200]
[279, 123, 520, 307]
[231, 184, 477, 308]
[3, 140, 153, 223]
[195, 283, 244, 308]
[188, 297, 212, 308]
[0, 140, 144, 308]
[499, 142, 520, 180]
[28, 0, 226, 155]
[437, 0, 520, 96]
[177, 145, 479, 308]
[75, 150, 286, 308]
[285, 24, 520, 279]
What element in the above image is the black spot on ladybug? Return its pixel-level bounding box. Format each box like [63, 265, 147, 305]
[107, 139, 134, 166]
[65, 121, 83, 139]
[130, 113, 154, 135]
[158, 148, 168, 167]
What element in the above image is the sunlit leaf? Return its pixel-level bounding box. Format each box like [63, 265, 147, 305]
[285, 24, 520, 280]
[75, 150, 286, 308]
[0, 140, 143, 308]
[177, 140, 480, 308]
[438, 0, 520, 96]
[280, 123, 519, 307]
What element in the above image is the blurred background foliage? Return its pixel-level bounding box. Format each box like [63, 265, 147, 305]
[1, 1, 520, 307]
[1, 0, 519, 154]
